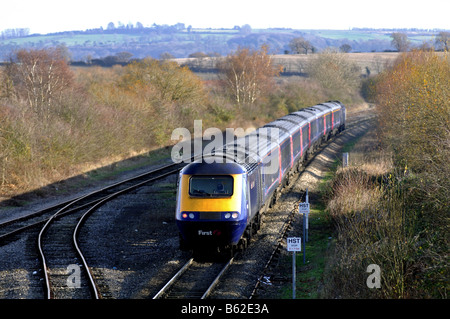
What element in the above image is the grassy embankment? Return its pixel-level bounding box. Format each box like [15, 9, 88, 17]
[280, 50, 449, 299]
[277, 122, 373, 299]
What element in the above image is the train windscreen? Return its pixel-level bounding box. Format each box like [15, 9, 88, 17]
[189, 175, 234, 197]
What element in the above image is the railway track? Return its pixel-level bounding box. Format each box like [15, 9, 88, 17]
[38, 208, 97, 299]
[0, 160, 187, 299]
[249, 201, 300, 299]
[153, 257, 234, 299]
[0, 161, 183, 243]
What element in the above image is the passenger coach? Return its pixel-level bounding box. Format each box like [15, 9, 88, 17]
[175, 101, 346, 256]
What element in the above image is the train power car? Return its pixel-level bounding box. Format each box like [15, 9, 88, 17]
[175, 101, 346, 256]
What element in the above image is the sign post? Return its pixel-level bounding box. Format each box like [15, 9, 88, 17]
[299, 189, 310, 264]
[299, 201, 310, 242]
[288, 189, 311, 298]
[343, 152, 349, 168]
[287, 237, 301, 299]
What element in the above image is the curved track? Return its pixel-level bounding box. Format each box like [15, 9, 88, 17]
[153, 257, 234, 299]
[0, 162, 183, 243]
[1, 161, 185, 299]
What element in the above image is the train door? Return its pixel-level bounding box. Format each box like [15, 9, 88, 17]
[242, 173, 250, 221]
[248, 170, 260, 219]
[331, 111, 335, 130]
[308, 122, 312, 147]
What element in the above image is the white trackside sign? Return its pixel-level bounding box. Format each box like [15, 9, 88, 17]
[287, 237, 301, 252]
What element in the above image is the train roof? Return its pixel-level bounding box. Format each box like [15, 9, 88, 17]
[291, 101, 343, 119]
[264, 119, 300, 135]
[181, 160, 246, 175]
[203, 124, 289, 172]
[325, 100, 344, 109]
[279, 114, 310, 126]
[247, 126, 289, 155]
[291, 108, 318, 120]
[186, 101, 345, 173]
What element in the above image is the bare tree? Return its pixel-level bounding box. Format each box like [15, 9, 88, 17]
[391, 32, 410, 52]
[240, 24, 252, 35]
[7, 48, 74, 116]
[435, 31, 450, 51]
[160, 52, 175, 60]
[116, 51, 133, 62]
[289, 37, 313, 55]
[340, 44, 352, 53]
[218, 45, 282, 105]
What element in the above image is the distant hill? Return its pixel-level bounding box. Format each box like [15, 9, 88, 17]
[0, 24, 442, 62]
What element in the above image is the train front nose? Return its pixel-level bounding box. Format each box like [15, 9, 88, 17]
[177, 212, 246, 248]
[175, 164, 248, 251]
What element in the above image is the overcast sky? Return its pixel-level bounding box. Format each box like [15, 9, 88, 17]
[1, 0, 449, 34]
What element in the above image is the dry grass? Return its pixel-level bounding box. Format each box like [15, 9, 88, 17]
[175, 52, 401, 76]
[327, 167, 384, 219]
[274, 52, 399, 75]
[322, 129, 432, 298]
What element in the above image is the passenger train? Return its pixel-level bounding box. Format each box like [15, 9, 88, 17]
[175, 101, 346, 256]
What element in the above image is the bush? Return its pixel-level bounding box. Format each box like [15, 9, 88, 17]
[307, 49, 361, 103]
[0, 54, 211, 196]
[324, 50, 449, 299]
[375, 50, 449, 251]
[325, 165, 428, 298]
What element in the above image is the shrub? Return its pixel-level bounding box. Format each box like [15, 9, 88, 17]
[325, 166, 426, 298]
[324, 50, 449, 299]
[307, 49, 361, 103]
[375, 50, 449, 250]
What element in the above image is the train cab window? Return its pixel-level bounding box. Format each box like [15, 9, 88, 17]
[189, 175, 234, 197]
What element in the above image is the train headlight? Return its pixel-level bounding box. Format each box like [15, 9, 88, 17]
[182, 213, 188, 219]
[224, 212, 239, 219]
[189, 213, 195, 219]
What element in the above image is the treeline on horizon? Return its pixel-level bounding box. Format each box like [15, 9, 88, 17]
[1, 22, 448, 62]
[3, 24, 448, 39]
